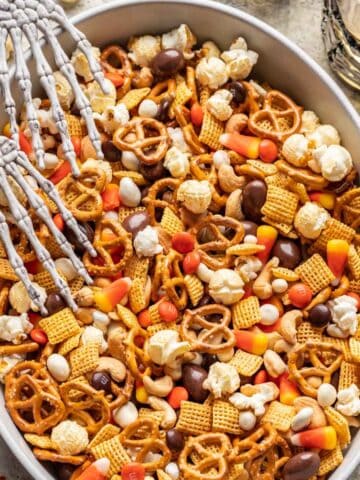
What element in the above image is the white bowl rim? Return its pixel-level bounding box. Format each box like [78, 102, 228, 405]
[1, 1, 360, 479]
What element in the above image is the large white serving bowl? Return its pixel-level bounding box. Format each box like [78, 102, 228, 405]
[0, 1, 360, 479]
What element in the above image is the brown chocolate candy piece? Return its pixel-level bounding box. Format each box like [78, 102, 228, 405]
[272, 238, 301, 269]
[151, 49, 185, 77]
[283, 452, 320, 480]
[242, 180, 267, 223]
[182, 364, 208, 403]
[308, 303, 332, 328]
[45, 293, 66, 316]
[139, 161, 166, 181]
[241, 220, 258, 236]
[102, 140, 121, 162]
[166, 429, 185, 451]
[65, 222, 94, 254]
[91, 371, 112, 394]
[122, 211, 150, 237]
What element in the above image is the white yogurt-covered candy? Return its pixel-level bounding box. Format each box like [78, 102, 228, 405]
[119, 177, 142, 207]
[47, 354, 70, 382]
[113, 401, 138, 428]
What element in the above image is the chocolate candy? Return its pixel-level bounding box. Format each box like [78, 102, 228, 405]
[283, 452, 320, 480]
[227, 81, 246, 104]
[91, 371, 112, 394]
[202, 353, 218, 370]
[102, 140, 121, 162]
[151, 49, 185, 77]
[308, 304, 332, 328]
[45, 293, 66, 316]
[64, 222, 94, 254]
[241, 220, 258, 237]
[122, 211, 150, 237]
[57, 464, 75, 480]
[166, 429, 185, 451]
[139, 161, 166, 181]
[272, 238, 301, 269]
[156, 97, 171, 122]
[242, 180, 267, 223]
[182, 364, 208, 403]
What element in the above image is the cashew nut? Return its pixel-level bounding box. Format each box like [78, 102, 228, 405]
[293, 396, 327, 429]
[263, 350, 287, 377]
[96, 357, 127, 383]
[225, 113, 248, 134]
[218, 164, 246, 193]
[331, 275, 350, 298]
[241, 382, 279, 400]
[108, 326, 128, 362]
[253, 257, 279, 300]
[143, 375, 174, 397]
[304, 286, 332, 315]
[147, 395, 177, 429]
[274, 338, 294, 354]
[279, 310, 303, 345]
[225, 189, 244, 220]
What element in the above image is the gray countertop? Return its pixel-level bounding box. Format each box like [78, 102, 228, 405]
[0, 0, 359, 478]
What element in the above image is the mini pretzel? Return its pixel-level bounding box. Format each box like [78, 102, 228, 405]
[190, 215, 245, 269]
[247, 434, 291, 480]
[334, 187, 360, 229]
[162, 249, 188, 310]
[248, 90, 302, 141]
[109, 370, 135, 410]
[119, 418, 171, 471]
[10, 217, 49, 263]
[148, 79, 177, 103]
[288, 341, 343, 398]
[181, 304, 235, 353]
[101, 45, 133, 98]
[229, 424, 278, 463]
[179, 433, 231, 480]
[58, 167, 106, 221]
[142, 178, 180, 226]
[5, 361, 66, 435]
[33, 448, 86, 466]
[0, 342, 39, 356]
[190, 154, 216, 182]
[124, 327, 152, 380]
[60, 381, 111, 436]
[275, 159, 329, 190]
[174, 105, 207, 154]
[113, 117, 170, 165]
[83, 217, 133, 276]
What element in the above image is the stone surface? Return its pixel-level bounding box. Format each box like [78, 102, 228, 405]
[1, 0, 359, 479]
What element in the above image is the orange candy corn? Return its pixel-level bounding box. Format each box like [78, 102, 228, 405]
[279, 372, 300, 405]
[309, 191, 335, 210]
[291, 426, 337, 450]
[220, 132, 261, 159]
[77, 458, 110, 480]
[256, 225, 278, 263]
[94, 277, 131, 312]
[254, 369, 268, 384]
[234, 330, 268, 355]
[327, 239, 349, 279]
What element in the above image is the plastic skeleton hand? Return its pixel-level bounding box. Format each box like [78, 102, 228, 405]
[0, 0, 108, 173]
[0, 136, 96, 315]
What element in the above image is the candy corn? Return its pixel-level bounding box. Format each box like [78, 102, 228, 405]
[291, 426, 337, 450]
[327, 239, 349, 279]
[77, 458, 110, 480]
[102, 183, 121, 211]
[279, 372, 300, 405]
[256, 225, 278, 263]
[234, 330, 268, 355]
[94, 277, 132, 312]
[136, 385, 148, 403]
[220, 132, 261, 159]
[309, 191, 335, 210]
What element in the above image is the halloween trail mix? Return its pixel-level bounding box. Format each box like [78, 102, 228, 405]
[1, 24, 360, 480]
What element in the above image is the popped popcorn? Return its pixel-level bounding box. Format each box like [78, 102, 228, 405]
[164, 146, 190, 178]
[93, 103, 130, 134]
[195, 57, 229, 89]
[177, 180, 212, 214]
[146, 330, 190, 366]
[209, 269, 244, 305]
[128, 35, 161, 67]
[134, 226, 163, 257]
[294, 202, 330, 240]
[336, 384, 360, 417]
[53, 71, 74, 111]
[221, 36, 258, 80]
[51, 420, 89, 456]
[71, 47, 101, 82]
[162, 24, 196, 60]
[206, 89, 233, 121]
[84, 78, 116, 114]
[81, 326, 108, 353]
[327, 295, 358, 338]
[0, 314, 32, 344]
[203, 362, 240, 398]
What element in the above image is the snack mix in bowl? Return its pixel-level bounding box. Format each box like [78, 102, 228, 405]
[2, 24, 360, 480]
